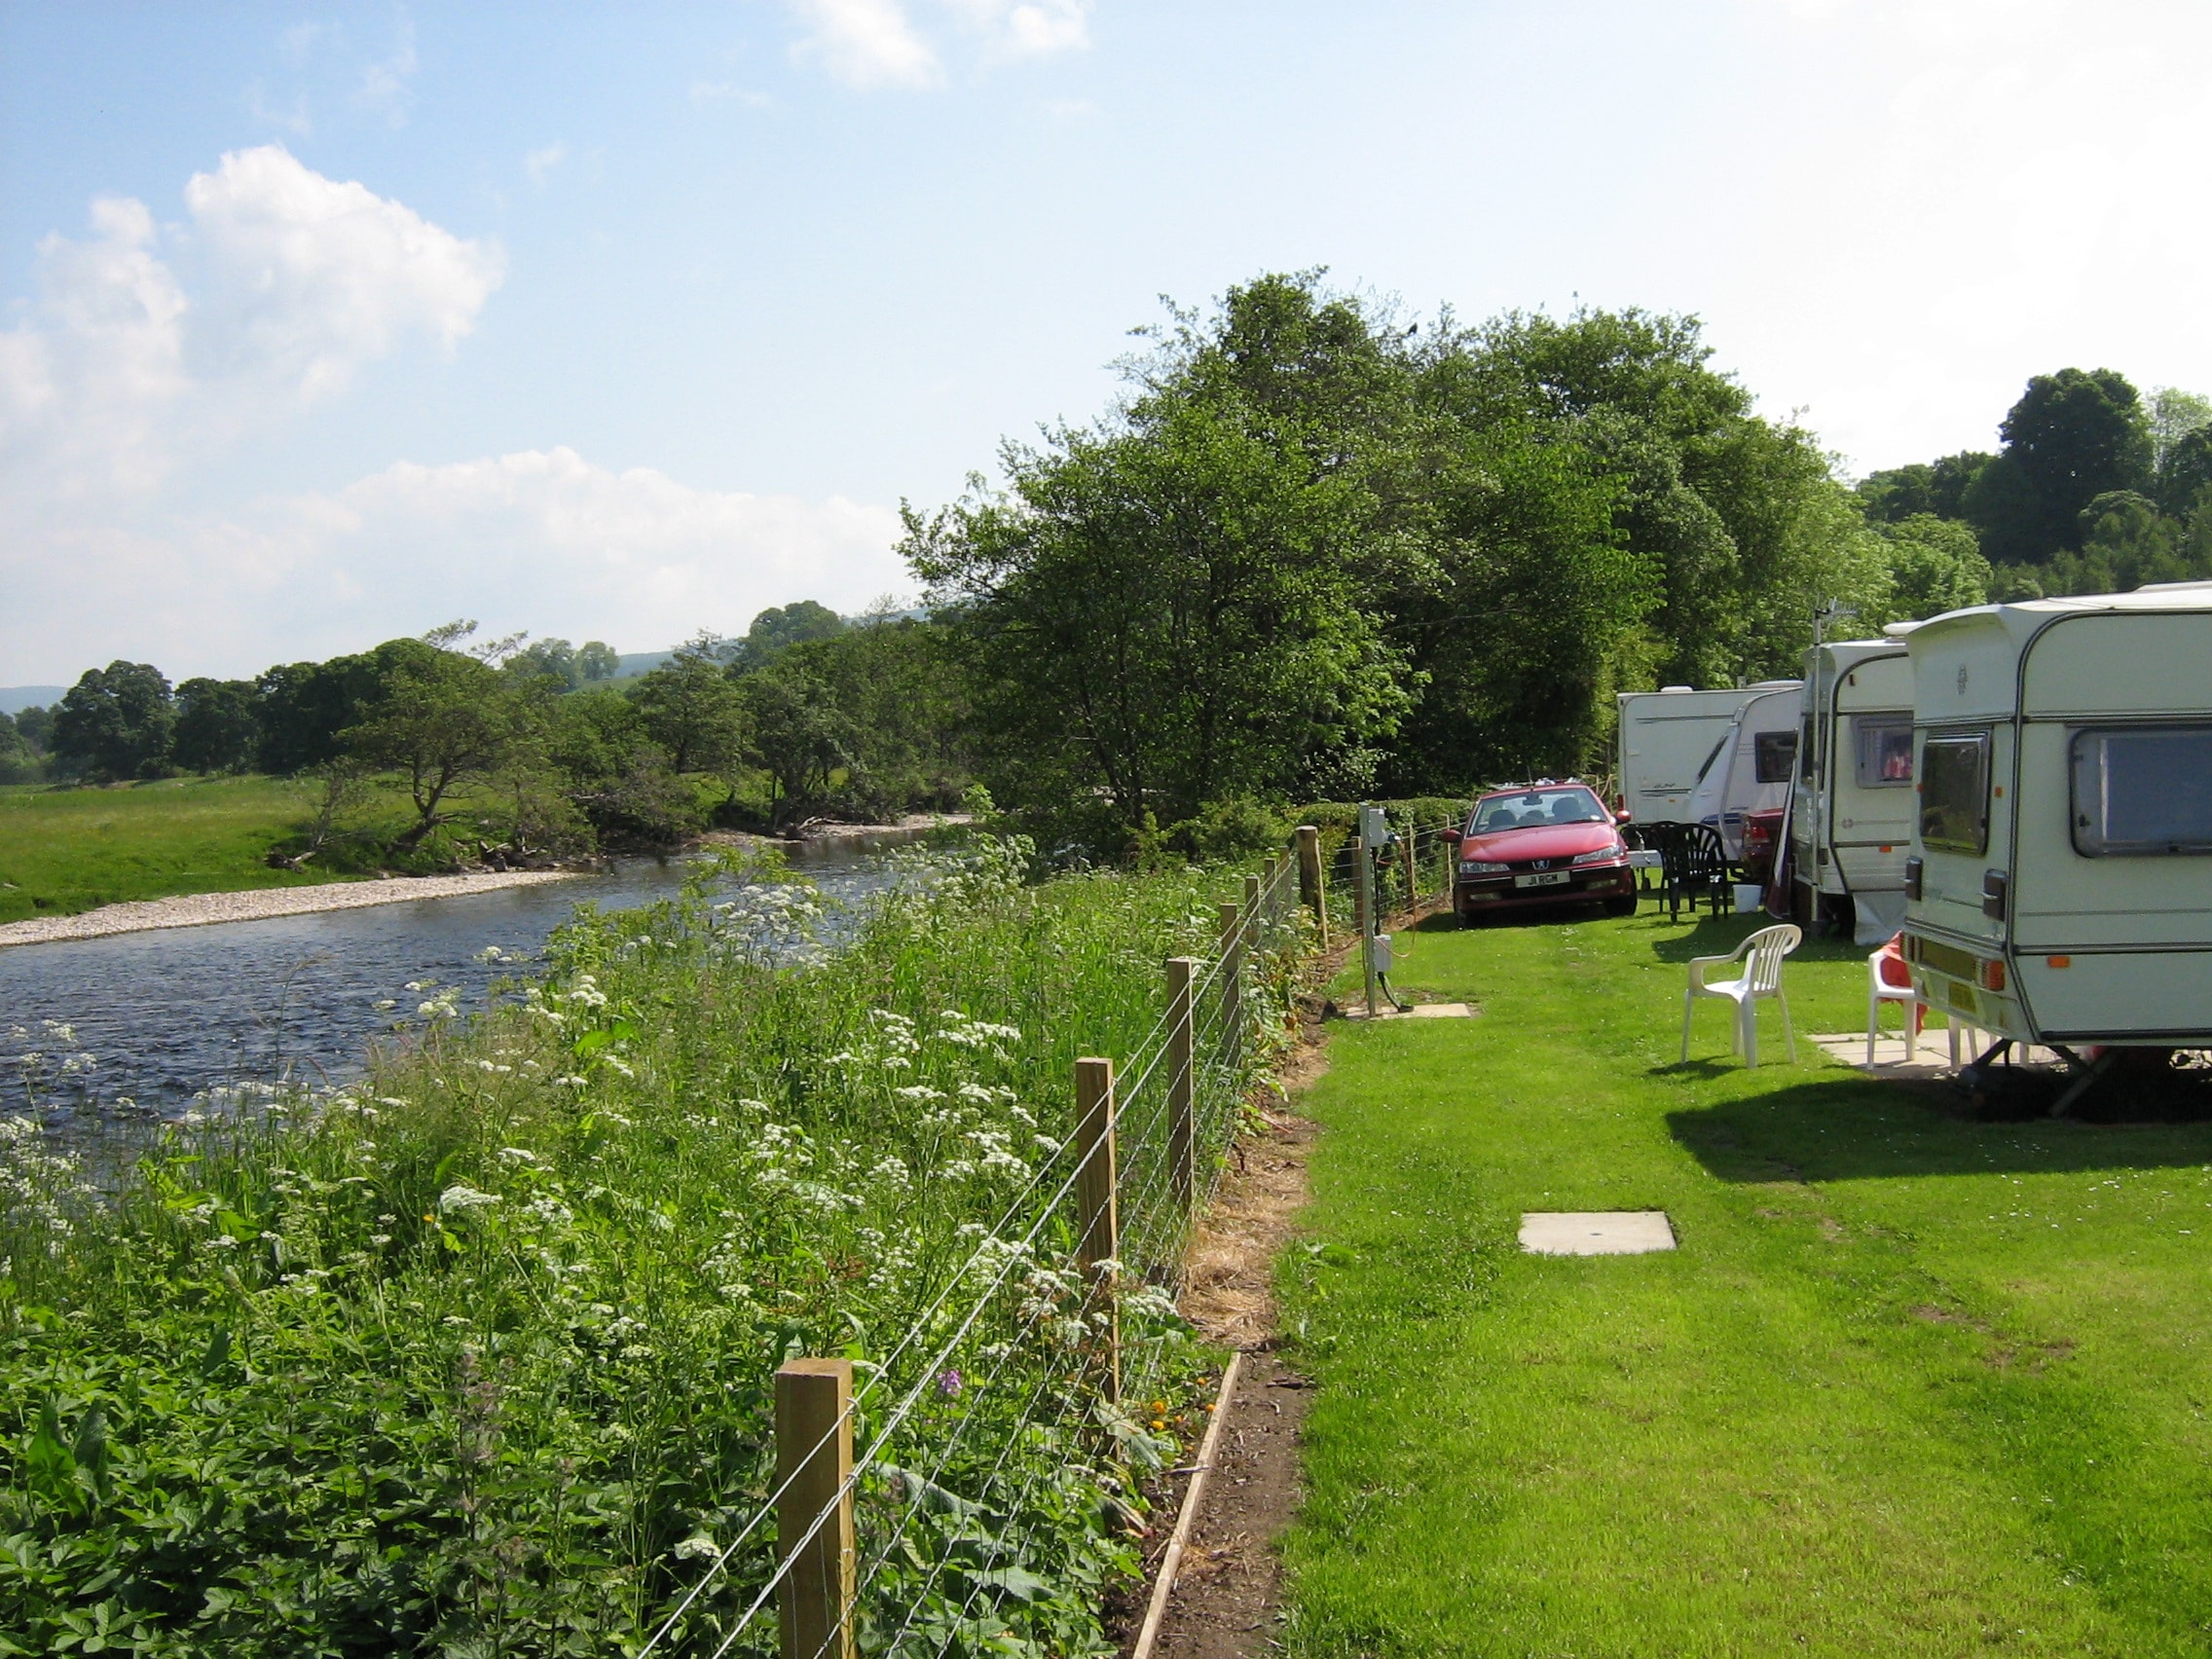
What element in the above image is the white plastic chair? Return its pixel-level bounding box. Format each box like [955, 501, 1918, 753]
[1867, 938, 1920, 1063]
[1865, 935, 1975, 1066]
[1681, 923, 1801, 1068]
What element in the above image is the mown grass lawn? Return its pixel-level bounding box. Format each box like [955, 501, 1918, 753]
[0, 775, 338, 922]
[1280, 904, 2212, 1657]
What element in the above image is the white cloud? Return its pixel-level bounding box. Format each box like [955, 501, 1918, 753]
[788, 0, 943, 90]
[943, 0, 1090, 61]
[784, 0, 1090, 87]
[525, 141, 568, 186]
[0, 146, 503, 498]
[1, 448, 906, 680]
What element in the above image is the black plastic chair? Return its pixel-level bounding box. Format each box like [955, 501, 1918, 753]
[1646, 823, 1734, 922]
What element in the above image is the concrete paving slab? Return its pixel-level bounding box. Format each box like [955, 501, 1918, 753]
[1809, 1031, 2065, 1079]
[1335, 1002, 1475, 1021]
[1519, 1211, 1676, 1256]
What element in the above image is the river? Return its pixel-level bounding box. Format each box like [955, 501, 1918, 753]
[0, 835, 920, 1123]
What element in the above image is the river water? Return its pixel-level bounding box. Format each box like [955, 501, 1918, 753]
[0, 835, 919, 1122]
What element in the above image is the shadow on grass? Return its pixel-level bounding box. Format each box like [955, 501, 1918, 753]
[1640, 912, 1869, 965]
[1666, 1071, 2212, 1183]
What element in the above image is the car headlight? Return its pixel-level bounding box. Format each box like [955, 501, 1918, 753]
[1571, 844, 1627, 866]
[1459, 860, 1508, 873]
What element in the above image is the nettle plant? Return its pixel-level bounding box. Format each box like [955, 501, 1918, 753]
[0, 838, 1246, 1657]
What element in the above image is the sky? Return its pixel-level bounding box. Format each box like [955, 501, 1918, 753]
[4, 0, 2210, 686]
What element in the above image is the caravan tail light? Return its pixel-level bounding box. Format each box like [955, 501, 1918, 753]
[1903, 856, 1924, 900]
[1978, 957, 2008, 993]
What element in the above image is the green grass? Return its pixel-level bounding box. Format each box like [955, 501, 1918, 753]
[1281, 906, 2212, 1656]
[0, 776, 337, 922]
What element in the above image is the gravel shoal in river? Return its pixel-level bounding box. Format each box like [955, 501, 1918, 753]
[0, 871, 578, 949]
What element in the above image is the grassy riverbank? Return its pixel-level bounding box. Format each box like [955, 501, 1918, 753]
[1281, 908, 2212, 1656]
[0, 777, 337, 923]
[0, 842, 1272, 1656]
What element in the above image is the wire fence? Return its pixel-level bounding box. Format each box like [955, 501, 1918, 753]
[632, 840, 1321, 1658]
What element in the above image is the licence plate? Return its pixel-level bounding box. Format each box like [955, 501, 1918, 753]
[1514, 870, 1572, 889]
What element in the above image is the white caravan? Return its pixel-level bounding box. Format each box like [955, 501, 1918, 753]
[1789, 639, 1916, 943]
[1900, 584, 2212, 1068]
[1683, 685, 1801, 862]
[1616, 684, 1792, 827]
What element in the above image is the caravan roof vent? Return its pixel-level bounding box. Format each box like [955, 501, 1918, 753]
[1659, 684, 1694, 693]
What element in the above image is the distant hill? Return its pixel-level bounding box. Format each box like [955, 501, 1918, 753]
[0, 686, 64, 716]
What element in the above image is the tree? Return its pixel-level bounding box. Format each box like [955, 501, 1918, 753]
[2078, 491, 2185, 590]
[0, 714, 32, 785]
[52, 662, 174, 781]
[906, 381, 1410, 835]
[2154, 425, 2212, 520]
[1857, 452, 1992, 524]
[255, 638, 441, 774]
[508, 638, 580, 689]
[546, 685, 698, 847]
[1876, 514, 1991, 621]
[781, 610, 973, 812]
[341, 649, 541, 849]
[12, 705, 53, 758]
[739, 662, 860, 821]
[631, 638, 749, 776]
[171, 679, 260, 773]
[575, 641, 620, 683]
[730, 602, 847, 671]
[2149, 387, 2212, 472]
[1381, 433, 1649, 789]
[1973, 368, 2153, 562]
[1464, 307, 1881, 687]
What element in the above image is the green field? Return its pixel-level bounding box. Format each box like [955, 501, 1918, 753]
[1281, 907, 2212, 1656]
[0, 776, 338, 923]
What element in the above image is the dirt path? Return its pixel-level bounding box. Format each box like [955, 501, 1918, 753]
[1119, 1014, 1329, 1657]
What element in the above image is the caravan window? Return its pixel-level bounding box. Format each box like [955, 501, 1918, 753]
[1919, 729, 1991, 854]
[1854, 718, 1914, 789]
[2070, 727, 2212, 856]
[1753, 729, 1797, 784]
[1800, 715, 1818, 782]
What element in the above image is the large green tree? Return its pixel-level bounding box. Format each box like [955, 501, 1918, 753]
[779, 611, 972, 812]
[905, 359, 1411, 836]
[341, 649, 544, 848]
[171, 678, 261, 773]
[631, 638, 749, 777]
[739, 662, 861, 822]
[1857, 452, 1992, 524]
[1970, 368, 2153, 563]
[52, 662, 174, 781]
[730, 602, 847, 671]
[255, 638, 441, 775]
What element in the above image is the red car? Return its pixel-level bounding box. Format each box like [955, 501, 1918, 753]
[1452, 782, 1637, 922]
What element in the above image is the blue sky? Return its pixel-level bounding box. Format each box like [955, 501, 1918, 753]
[4, 0, 2209, 684]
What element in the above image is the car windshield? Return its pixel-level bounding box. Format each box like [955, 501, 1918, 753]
[1472, 789, 1605, 832]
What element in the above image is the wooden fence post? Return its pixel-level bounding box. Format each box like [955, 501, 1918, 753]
[1074, 1056, 1121, 1405]
[1166, 957, 1197, 1212]
[1402, 819, 1417, 904]
[776, 1358, 855, 1659]
[1296, 826, 1325, 944]
[1216, 900, 1243, 1074]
